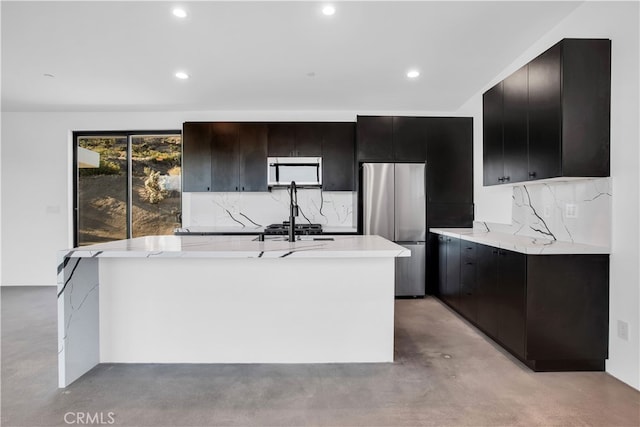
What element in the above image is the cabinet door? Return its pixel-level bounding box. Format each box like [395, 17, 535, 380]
[497, 249, 527, 358]
[502, 66, 529, 183]
[239, 123, 268, 192]
[482, 83, 504, 186]
[444, 236, 461, 309]
[210, 123, 240, 192]
[476, 244, 499, 337]
[295, 123, 323, 156]
[393, 116, 427, 161]
[437, 235, 448, 298]
[425, 117, 473, 204]
[356, 116, 393, 161]
[267, 123, 296, 156]
[459, 242, 477, 322]
[182, 122, 212, 192]
[528, 43, 562, 180]
[322, 123, 355, 191]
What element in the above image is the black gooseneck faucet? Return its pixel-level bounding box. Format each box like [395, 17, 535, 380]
[289, 181, 298, 242]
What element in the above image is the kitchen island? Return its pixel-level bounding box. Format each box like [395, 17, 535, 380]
[57, 235, 409, 387]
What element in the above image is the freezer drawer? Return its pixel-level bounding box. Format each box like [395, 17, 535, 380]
[395, 242, 426, 297]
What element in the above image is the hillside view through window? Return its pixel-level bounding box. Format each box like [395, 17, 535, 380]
[76, 133, 181, 246]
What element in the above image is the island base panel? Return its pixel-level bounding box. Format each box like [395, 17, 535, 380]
[99, 257, 395, 364]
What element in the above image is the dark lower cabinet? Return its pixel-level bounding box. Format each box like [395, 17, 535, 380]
[458, 242, 477, 323]
[434, 232, 609, 371]
[476, 244, 499, 337]
[496, 249, 526, 359]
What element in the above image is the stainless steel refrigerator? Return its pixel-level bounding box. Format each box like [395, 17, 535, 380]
[363, 163, 426, 297]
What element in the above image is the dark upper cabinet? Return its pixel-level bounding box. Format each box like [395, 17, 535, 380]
[267, 123, 295, 157]
[238, 123, 268, 192]
[295, 123, 324, 157]
[210, 123, 240, 192]
[356, 116, 394, 161]
[483, 38, 611, 186]
[425, 117, 473, 204]
[267, 123, 322, 157]
[483, 83, 504, 186]
[322, 123, 355, 191]
[528, 43, 562, 181]
[393, 116, 427, 161]
[183, 122, 268, 192]
[502, 65, 530, 183]
[558, 39, 611, 177]
[182, 122, 212, 192]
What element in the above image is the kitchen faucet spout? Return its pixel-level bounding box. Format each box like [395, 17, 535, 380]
[289, 181, 298, 242]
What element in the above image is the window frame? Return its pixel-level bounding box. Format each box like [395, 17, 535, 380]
[72, 129, 181, 247]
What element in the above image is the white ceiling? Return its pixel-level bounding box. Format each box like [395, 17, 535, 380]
[1, 1, 582, 113]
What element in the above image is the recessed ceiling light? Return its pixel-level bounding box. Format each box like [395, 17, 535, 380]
[322, 5, 336, 16]
[407, 69, 420, 79]
[172, 8, 187, 18]
[175, 71, 190, 80]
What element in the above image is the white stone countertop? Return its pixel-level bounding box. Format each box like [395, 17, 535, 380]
[430, 228, 610, 255]
[174, 226, 358, 234]
[61, 235, 409, 259]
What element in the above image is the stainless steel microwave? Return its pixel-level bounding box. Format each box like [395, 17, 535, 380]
[267, 157, 322, 187]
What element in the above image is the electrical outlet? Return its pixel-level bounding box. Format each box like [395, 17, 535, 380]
[617, 320, 629, 341]
[543, 205, 552, 218]
[565, 203, 578, 219]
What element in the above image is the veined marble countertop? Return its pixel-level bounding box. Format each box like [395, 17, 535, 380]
[61, 235, 409, 259]
[430, 228, 610, 255]
[174, 225, 358, 235]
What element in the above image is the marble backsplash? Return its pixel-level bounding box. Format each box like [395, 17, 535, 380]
[182, 189, 355, 228]
[477, 178, 611, 248]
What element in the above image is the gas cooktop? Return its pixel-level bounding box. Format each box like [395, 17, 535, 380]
[264, 222, 323, 235]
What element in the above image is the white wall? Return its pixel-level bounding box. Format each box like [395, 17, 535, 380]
[458, 2, 640, 390]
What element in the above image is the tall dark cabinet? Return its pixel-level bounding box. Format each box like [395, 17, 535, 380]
[356, 115, 474, 295]
[483, 38, 611, 185]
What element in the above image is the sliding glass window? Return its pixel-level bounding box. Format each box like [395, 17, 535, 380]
[74, 131, 181, 246]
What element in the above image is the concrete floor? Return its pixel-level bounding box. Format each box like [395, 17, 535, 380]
[2, 286, 638, 427]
